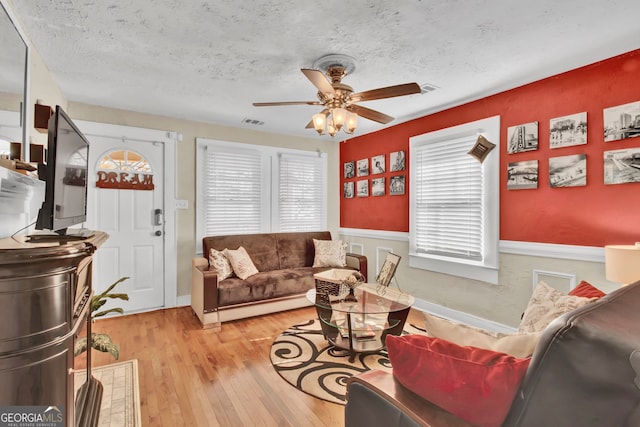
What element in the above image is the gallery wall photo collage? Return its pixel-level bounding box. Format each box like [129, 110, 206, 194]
[343, 150, 406, 199]
[506, 100, 640, 190]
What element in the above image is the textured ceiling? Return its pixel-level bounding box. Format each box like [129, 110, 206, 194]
[9, 0, 640, 139]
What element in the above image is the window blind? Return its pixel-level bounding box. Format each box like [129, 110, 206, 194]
[278, 153, 325, 231]
[414, 135, 483, 261]
[201, 147, 262, 236]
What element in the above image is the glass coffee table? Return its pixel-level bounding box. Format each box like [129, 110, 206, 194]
[307, 275, 414, 362]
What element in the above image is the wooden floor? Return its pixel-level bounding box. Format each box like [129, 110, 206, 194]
[88, 305, 423, 427]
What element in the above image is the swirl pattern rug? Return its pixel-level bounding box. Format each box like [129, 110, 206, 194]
[270, 319, 420, 405]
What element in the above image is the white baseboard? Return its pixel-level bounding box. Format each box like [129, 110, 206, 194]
[412, 297, 517, 333]
[176, 294, 191, 307]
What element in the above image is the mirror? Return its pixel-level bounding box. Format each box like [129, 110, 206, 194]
[0, 0, 28, 159]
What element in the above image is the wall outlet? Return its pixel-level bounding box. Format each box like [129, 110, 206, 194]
[175, 199, 188, 209]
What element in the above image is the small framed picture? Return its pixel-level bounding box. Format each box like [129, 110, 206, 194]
[371, 154, 385, 174]
[507, 122, 538, 153]
[343, 181, 354, 198]
[507, 160, 538, 190]
[356, 158, 369, 177]
[389, 175, 405, 195]
[372, 177, 385, 196]
[550, 112, 587, 148]
[357, 180, 369, 197]
[549, 154, 586, 187]
[343, 161, 355, 179]
[390, 150, 406, 171]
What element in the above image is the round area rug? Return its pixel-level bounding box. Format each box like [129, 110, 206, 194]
[270, 319, 422, 405]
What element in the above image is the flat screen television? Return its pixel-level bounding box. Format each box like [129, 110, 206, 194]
[34, 105, 91, 238]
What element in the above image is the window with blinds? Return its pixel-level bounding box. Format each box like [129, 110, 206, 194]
[278, 153, 326, 231]
[409, 116, 500, 284]
[196, 139, 327, 252]
[413, 135, 483, 261]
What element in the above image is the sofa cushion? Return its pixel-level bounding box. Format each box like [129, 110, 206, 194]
[569, 280, 606, 298]
[218, 268, 316, 306]
[276, 231, 332, 269]
[312, 239, 347, 267]
[387, 334, 530, 427]
[205, 233, 280, 272]
[423, 312, 542, 358]
[208, 248, 234, 280]
[224, 246, 259, 280]
[519, 281, 594, 333]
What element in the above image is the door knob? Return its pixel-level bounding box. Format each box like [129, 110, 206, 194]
[155, 230, 162, 236]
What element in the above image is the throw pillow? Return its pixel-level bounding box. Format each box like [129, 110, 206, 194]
[208, 248, 234, 280]
[569, 280, 606, 299]
[312, 239, 347, 268]
[518, 281, 594, 333]
[422, 312, 542, 358]
[387, 334, 530, 427]
[224, 246, 259, 280]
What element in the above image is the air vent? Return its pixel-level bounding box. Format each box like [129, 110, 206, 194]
[420, 83, 439, 94]
[242, 118, 265, 126]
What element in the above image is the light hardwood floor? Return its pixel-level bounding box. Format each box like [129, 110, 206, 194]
[89, 305, 423, 427]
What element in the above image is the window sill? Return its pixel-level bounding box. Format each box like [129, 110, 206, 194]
[409, 252, 499, 285]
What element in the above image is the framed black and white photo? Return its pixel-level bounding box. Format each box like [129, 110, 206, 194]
[343, 161, 355, 179]
[371, 154, 385, 174]
[604, 148, 640, 184]
[604, 101, 640, 142]
[507, 160, 538, 190]
[507, 122, 538, 154]
[356, 158, 369, 177]
[372, 177, 385, 196]
[389, 175, 405, 195]
[550, 112, 587, 148]
[390, 150, 406, 171]
[343, 181, 354, 198]
[357, 179, 369, 197]
[549, 154, 587, 187]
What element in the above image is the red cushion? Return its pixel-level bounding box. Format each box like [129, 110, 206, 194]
[386, 334, 530, 427]
[569, 280, 606, 298]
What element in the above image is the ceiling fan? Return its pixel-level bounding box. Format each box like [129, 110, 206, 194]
[252, 54, 421, 137]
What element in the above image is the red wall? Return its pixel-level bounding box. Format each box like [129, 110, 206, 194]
[340, 49, 640, 247]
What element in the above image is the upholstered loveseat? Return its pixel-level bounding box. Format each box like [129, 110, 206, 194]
[191, 231, 367, 328]
[345, 279, 640, 427]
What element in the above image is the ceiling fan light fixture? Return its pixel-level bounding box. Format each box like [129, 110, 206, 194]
[327, 122, 337, 137]
[312, 113, 326, 135]
[346, 111, 358, 134]
[332, 107, 347, 131]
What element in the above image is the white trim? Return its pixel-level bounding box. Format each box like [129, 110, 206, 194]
[412, 297, 517, 333]
[500, 240, 604, 262]
[76, 119, 180, 308]
[532, 269, 577, 292]
[340, 227, 409, 242]
[348, 242, 364, 255]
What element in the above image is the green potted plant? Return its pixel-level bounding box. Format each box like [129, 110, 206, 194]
[74, 276, 129, 360]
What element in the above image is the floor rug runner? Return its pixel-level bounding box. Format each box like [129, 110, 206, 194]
[74, 359, 142, 426]
[270, 319, 422, 405]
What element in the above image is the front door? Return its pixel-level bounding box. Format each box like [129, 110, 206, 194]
[85, 136, 165, 313]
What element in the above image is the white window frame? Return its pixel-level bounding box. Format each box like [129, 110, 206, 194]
[409, 116, 500, 284]
[195, 138, 327, 253]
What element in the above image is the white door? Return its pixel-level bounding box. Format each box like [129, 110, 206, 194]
[85, 137, 165, 313]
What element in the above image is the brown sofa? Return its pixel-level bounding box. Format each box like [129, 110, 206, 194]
[191, 231, 367, 328]
[345, 279, 640, 427]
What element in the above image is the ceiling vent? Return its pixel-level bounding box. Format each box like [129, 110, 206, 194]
[420, 83, 439, 94]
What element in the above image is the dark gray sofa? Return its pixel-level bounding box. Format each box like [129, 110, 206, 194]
[191, 231, 367, 328]
[345, 279, 640, 427]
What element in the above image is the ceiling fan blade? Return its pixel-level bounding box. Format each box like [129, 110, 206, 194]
[348, 104, 394, 124]
[350, 82, 421, 103]
[305, 108, 329, 128]
[301, 69, 336, 96]
[253, 101, 321, 107]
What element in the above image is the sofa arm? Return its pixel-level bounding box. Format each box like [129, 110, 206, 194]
[345, 370, 473, 427]
[346, 253, 368, 282]
[191, 257, 220, 315]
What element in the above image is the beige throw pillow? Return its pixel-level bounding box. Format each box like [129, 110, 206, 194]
[208, 248, 234, 280]
[423, 312, 542, 358]
[518, 281, 594, 333]
[312, 239, 347, 268]
[224, 246, 259, 280]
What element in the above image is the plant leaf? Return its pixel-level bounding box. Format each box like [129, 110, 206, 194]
[90, 332, 120, 360]
[74, 337, 88, 357]
[93, 307, 124, 318]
